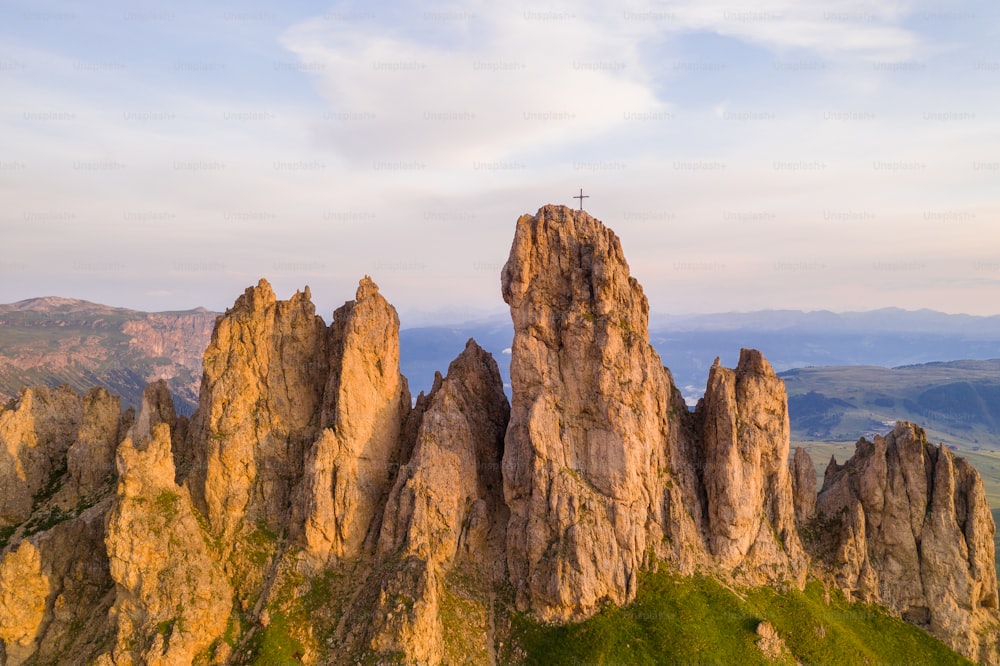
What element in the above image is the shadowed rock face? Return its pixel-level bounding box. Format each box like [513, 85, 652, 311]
[812, 422, 999, 662]
[791, 447, 818, 527]
[365, 339, 510, 664]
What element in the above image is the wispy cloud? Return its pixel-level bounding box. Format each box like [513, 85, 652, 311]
[0, 0, 997, 316]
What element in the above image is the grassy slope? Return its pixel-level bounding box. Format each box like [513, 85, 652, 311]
[511, 569, 972, 666]
[781, 363, 1000, 449]
[511, 436, 1000, 665]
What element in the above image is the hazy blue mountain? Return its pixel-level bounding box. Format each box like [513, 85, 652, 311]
[401, 309, 1000, 407]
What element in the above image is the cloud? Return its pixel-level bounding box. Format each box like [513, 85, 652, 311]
[279, 5, 667, 167]
[279, 1, 924, 170]
[660, 0, 920, 60]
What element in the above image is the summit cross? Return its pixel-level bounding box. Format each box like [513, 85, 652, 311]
[573, 188, 589, 210]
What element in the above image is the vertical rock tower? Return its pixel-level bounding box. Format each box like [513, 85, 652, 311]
[696, 351, 808, 585]
[185, 280, 328, 545]
[812, 422, 1000, 662]
[501, 204, 694, 621]
[298, 276, 412, 563]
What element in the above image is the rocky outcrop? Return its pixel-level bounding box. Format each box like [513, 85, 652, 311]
[0, 503, 114, 666]
[4, 206, 1000, 665]
[186, 279, 329, 545]
[0, 386, 84, 526]
[0, 540, 49, 664]
[0, 385, 121, 665]
[695, 351, 807, 585]
[501, 205, 702, 622]
[104, 383, 231, 665]
[297, 277, 411, 563]
[0, 385, 122, 531]
[812, 422, 1000, 662]
[366, 339, 509, 664]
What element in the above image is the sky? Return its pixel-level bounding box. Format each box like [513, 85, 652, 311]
[1, 0, 999, 324]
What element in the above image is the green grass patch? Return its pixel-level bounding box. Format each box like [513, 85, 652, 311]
[156, 618, 176, 636]
[23, 506, 74, 537]
[511, 568, 972, 666]
[248, 612, 305, 665]
[154, 490, 180, 518]
[245, 521, 279, 567]
[440, 583, 490, 664]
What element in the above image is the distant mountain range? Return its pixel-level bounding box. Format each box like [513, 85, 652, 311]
[400, 307, 1000, 400]
[3, 298, 1000, 445]
[0, 297, 217, 414]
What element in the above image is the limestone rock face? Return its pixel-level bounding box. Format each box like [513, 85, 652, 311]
[0, 540, 49, 665]
[0, 503, 114, 666]
[0, 386, 83, 526]
[813, 422, 999, 663]
[0, 384, 121, 665]
[501, 205, 696, 622]
[696, 350, 807, 585]
[368, 339, 509, 664]
[105, 384, 231, 665]
[187, 279, 329, 543]
[297, 276, 411, 563]
[790, 447, 817, 527]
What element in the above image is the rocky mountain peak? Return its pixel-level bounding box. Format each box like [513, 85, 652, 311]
[2, 205, 999, 664]
[297, 275, 411, 563]
[502, 204, 650, 341]
[810, 421, 999, 661]
[128, 380, 176, 447]
[230, 277, 277, 315]
[356, 274, 379, 301]
[364, 338, 510, 662]
[186, 279, 328, 543]
[735, 347, 775, 376]
[501, 204, 695, 622]
[697, 348, 807, 584]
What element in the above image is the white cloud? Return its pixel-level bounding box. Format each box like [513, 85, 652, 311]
[279, 1, 925, 171]
[657, 0, 919, 60]
[279, 6, 669, 167]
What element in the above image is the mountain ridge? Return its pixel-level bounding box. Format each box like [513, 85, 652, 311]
[0, 206, 997, 663]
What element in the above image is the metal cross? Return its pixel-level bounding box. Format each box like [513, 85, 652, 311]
[573, 188, 589, 210]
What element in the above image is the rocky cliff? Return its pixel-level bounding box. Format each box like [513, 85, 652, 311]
[694, 351, 807, 585]
[0, 204, 996, 664]
[297, 277, 411, 564]
[365, 339, 509, 663]
[0, 385, 125, 665]
[805, 422, 1000, 662]
[500, 206, 809, 622]
[104, 382, 231, 665]
[501, 205, 695, 621]
[185, 280, 328, 546]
